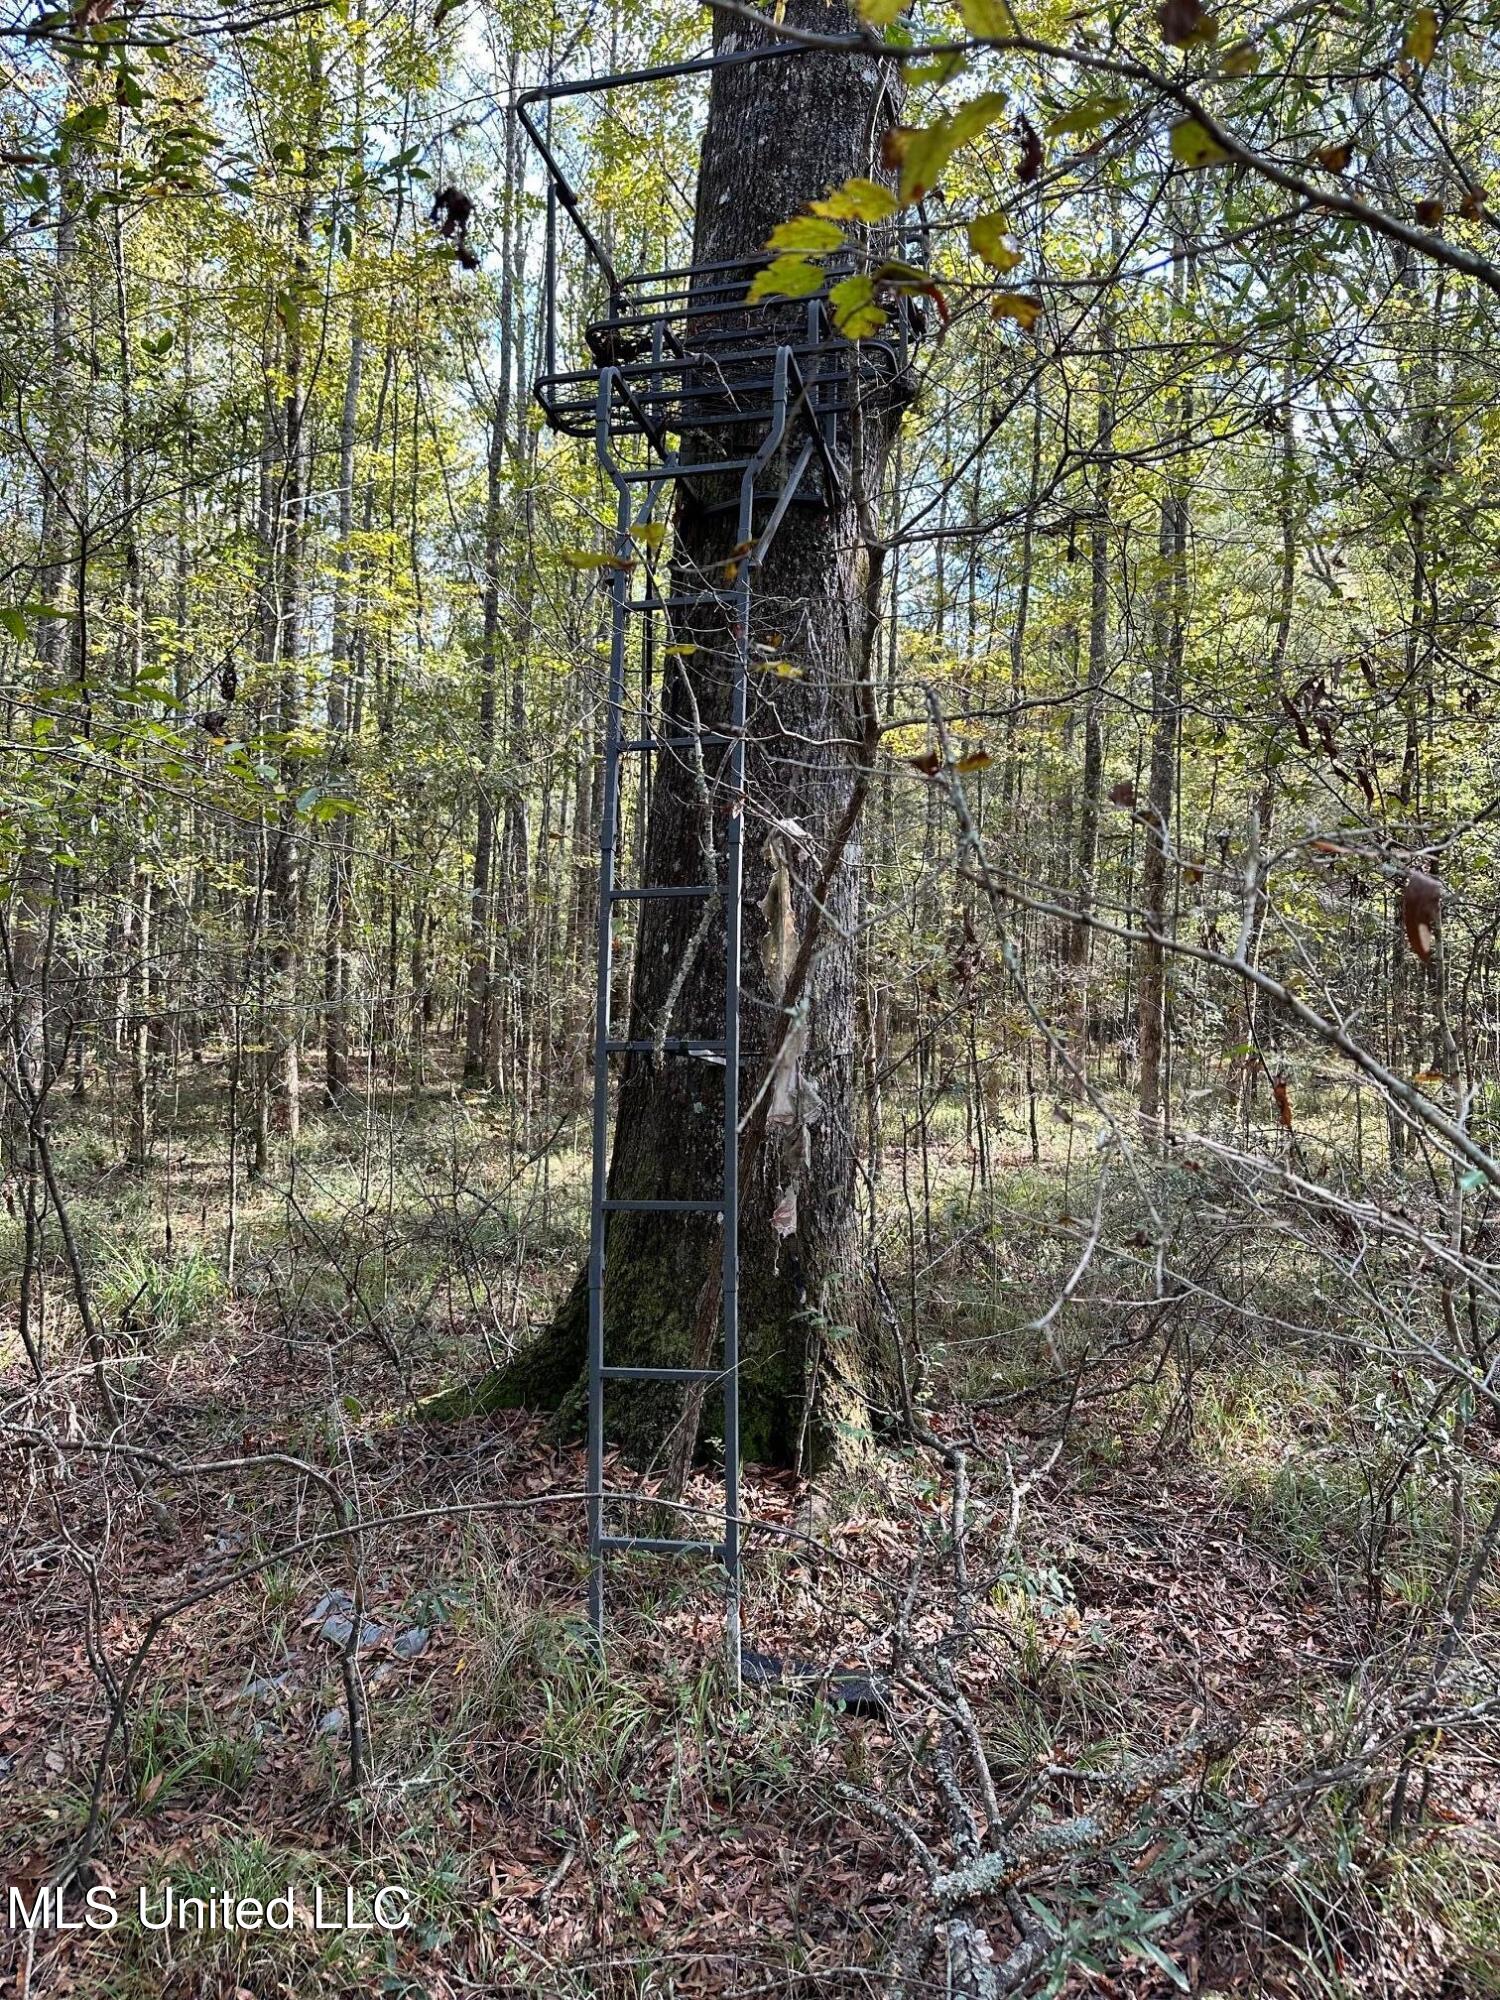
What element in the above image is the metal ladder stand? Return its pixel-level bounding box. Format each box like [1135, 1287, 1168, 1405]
[517, 50, 912, 1664]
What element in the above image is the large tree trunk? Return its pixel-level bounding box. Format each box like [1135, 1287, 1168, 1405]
[455, 3, 906, 1467]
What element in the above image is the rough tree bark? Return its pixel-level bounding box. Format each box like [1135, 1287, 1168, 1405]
[453, 3, 907, 1466]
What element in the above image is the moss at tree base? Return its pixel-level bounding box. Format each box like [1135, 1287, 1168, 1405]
[420, 1262, 894, 1476]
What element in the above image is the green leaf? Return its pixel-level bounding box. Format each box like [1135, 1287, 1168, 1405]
[954, 0, 1013, 33]
[1169, 117, 1230, 168]
[967, 211, 1021, 270]
[856, 0, 907, 22]
[902, 52, 969, 86]
[1129, 1937, 1190, 1992]
[829, 274, 887, 338]
[809, 177, 899, 223]
[747, 254, 825, 303]
[1046, 92, 1130, 137]
[0, 602, 67, 644]
[765, 215, 845, 254]
[59, 103, 110, 156]
[899, 91, 1008, 201]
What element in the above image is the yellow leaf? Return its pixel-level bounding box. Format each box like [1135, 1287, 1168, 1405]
[829, 273, 887, 339]
[1221, 37, 1259, 73]
[758, 660, 806, 678]
[991, 291, 1043, 328]
[747, 254, 825, 303]
[662, 642, 698, 658]
[857, 0, 906, 22]
[967, 211, 1021, 270]
[633, 521, 667, 552]
[954, 749, 993, 772]
[955, 0, 1014, 34]
[1402, 5, 1437, 64]
[766, 215, 845, 254]
[559, 549, 635, 572]
[1169, 116, 1230, 168]
[809, 177, 900, 223]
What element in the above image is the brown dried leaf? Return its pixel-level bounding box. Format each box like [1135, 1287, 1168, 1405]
[1401, 870, 1441, 962]
[991, 291, 1043, 329]
[1014, 115, 1043, 184]
[1272, 1075, 1293, 1129]
[1157, 0, 1217, 46]
[759, 837, 799, 1002]
[881, 126, 915, 171]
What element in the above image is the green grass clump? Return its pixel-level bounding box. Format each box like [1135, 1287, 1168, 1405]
[102, 1245, 226, 1347]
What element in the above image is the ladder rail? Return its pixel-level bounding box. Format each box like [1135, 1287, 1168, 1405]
[587, 366, 684, 1632]
[581, 345, 832, 1672]
[584, 371, 634, 1633]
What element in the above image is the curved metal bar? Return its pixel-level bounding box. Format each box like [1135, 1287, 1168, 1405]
[515, 44, 808, 297]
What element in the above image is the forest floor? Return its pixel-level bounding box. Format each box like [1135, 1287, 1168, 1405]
[2, 1081, 1498, 1999]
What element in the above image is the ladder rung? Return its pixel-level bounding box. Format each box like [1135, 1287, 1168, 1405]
[620, 460, 750, 480]
[618, 734, 733, 752]
[600, 1365, 722, 1383]
[597, 1535, 726, 1558]
[623, 591, 737, 609]
[603, 1038, 726, 1054]
[610, 884, 715, 900]
[603, 1199, 725, 1213]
